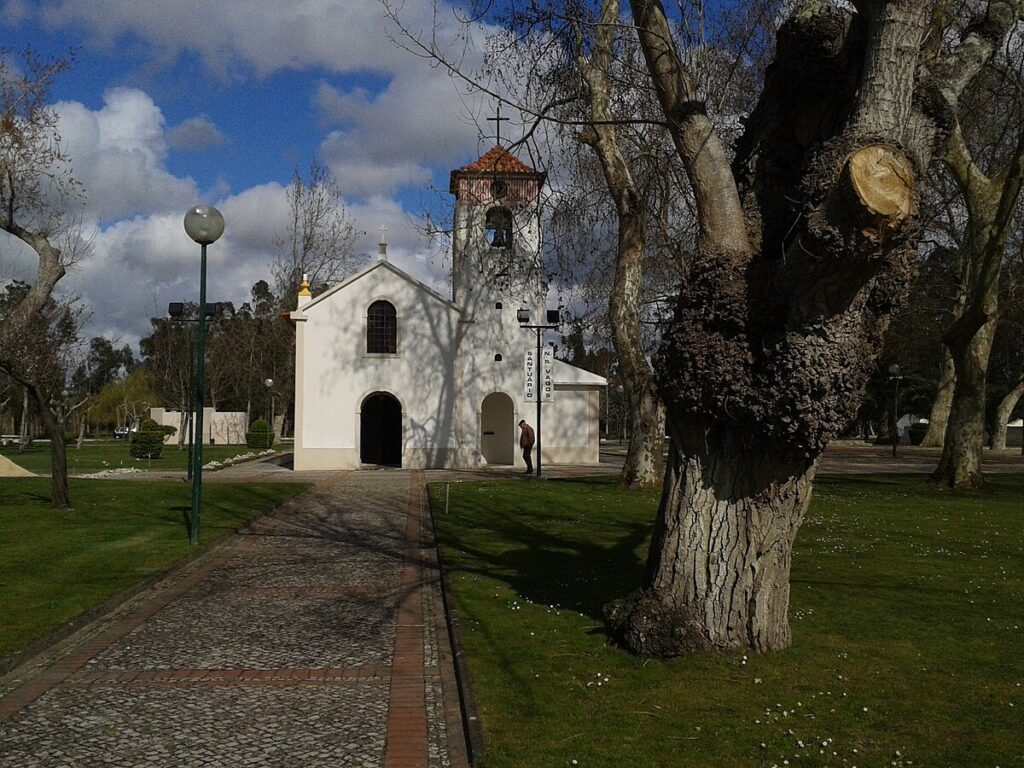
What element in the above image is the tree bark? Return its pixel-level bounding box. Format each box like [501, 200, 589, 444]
[178, 406, 188, 450]
[610, 202, 665, 487]
[18, 386, 30, 452]
[606, 424, 816, 654]
[991, 375, 1024, 450]
[29, 382, 70, 509]
[920, 347, 955, 446]
[935, 316, 996, 486]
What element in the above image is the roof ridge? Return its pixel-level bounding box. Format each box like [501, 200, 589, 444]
[457, 145, 537, 174]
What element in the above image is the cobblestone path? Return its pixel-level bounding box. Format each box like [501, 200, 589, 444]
[0, 470, 468, 768]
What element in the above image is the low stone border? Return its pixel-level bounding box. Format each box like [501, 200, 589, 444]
[426, 482, 485, 766]
[202, 448, 277, 472]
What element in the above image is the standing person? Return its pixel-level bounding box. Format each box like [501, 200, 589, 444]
[519, 419, 535, 475]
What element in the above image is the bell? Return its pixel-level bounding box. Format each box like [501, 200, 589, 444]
[490, 228, 508, 248]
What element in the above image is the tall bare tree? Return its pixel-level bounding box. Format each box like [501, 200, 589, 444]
[0, 49, 87, 508]
[932, 28, 1024, 486]
[141, 312, 195, 448]
[272, 160, 362, 303]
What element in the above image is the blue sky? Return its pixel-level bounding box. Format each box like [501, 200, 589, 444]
[1, 0, 508, 345]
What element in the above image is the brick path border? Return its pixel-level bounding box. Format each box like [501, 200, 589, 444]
[383, 471, 430, 767]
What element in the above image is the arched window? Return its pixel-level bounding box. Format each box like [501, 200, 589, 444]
[485, 207, 513, 249]
[367, 300, 397, 354]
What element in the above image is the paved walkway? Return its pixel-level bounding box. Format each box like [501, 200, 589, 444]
[0, 470, 468, 767]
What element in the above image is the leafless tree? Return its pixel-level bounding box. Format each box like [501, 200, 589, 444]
[0, 48, 88, 506]
[930, 19, 1024, 486]
[272, 160, 363, 303]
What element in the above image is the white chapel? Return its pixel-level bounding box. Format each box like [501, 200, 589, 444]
[289, 147, 606, 471]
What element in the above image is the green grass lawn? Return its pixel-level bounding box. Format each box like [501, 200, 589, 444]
[0, 478, 309, 657]
[0, 440, 272, 475]
[430, 475, 1024, 768]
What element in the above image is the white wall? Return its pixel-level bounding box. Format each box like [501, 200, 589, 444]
[149, 407, 248, 445]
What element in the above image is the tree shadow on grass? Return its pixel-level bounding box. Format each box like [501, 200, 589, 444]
[171, 505, 191, 538]
[438, 477, 655, 623]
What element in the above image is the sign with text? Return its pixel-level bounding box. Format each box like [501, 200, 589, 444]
[541, 346, 554, 402]
[524, 349, 537, 403]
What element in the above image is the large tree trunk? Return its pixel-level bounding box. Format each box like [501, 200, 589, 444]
[920, 347, 955, 446]
[604, 0, 1011, 656]
[579, 0, 666, 489]
[991, 375, 1024, 450]
[30, 383, 70, 509]
[606, 425, 816, 654]
[935, 317, 995, 486]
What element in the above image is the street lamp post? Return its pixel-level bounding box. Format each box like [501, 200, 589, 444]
[183, 205, 225, 545]
[264, 378, 275, 444]
[518, 308, 559, 478]
[888, 363, 903, 459]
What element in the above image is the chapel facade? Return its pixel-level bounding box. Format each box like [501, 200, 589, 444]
[290, 147, 606, 471]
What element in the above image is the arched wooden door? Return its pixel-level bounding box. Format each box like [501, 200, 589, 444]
[480, 392, 515, 465]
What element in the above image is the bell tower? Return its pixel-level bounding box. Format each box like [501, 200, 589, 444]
[448, 146, 546, 316]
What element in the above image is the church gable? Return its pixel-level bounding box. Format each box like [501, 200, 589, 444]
[296, 260, 460, 317]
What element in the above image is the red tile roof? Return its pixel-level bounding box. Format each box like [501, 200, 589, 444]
[456, 146, 537, 174]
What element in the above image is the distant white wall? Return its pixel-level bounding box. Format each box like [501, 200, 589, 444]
[1007, 423, 1022, 448]
[149, 407, 247, 445]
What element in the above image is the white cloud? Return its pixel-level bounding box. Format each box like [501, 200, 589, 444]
[55, 88, 197, 221]
[37, 0, 477, 80]
[314, 69, 484, 198]
[65, 197, 282, 347]
[167, 116, 227, 151]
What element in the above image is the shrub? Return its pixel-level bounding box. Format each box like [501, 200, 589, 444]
[907, 422, 929, 445]
[246, 418, 274, 449]
[130, 418, 176, 459]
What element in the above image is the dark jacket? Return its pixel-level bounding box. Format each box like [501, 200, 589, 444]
[519, 423, 535, 449]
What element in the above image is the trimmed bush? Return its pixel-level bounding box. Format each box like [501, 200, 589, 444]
[246, 419, 274, 449]
[130, 418, 176, 459]
[907, 422, 929, 445]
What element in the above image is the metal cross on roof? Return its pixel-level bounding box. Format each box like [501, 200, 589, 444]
[486, 102, 510, 147]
